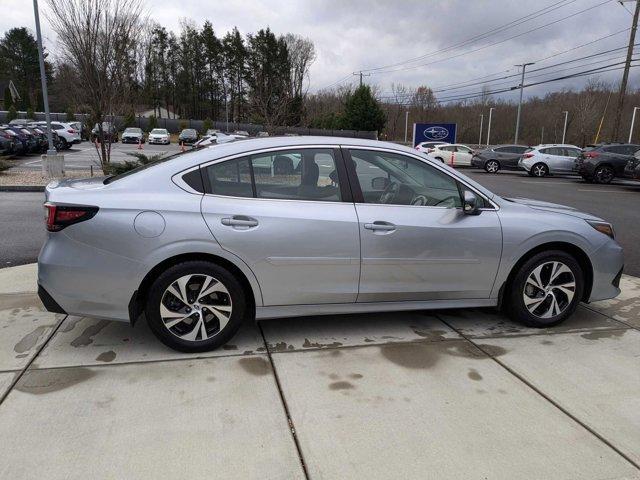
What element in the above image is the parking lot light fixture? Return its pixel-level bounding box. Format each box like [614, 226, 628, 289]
[33, 0, 56, 156]
[562, 111, 569, 144]
[478, 113, 484, 147]
[628, 106, 640, 143]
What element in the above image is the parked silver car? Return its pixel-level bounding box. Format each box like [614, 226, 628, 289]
[519, 144, 582, 177]
[38, 137, 623, 352]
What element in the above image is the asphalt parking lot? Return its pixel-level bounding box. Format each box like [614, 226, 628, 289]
[0, 264, 638, 479]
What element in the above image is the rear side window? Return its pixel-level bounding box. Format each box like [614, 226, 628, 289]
[604, 145, 628, 154]
[206, 157, 253, 198]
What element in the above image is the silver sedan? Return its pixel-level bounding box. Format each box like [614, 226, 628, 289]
[38, 137, 623, 352]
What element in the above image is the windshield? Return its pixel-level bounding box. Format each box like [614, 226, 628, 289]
[182, 129, 196, 135]
[151, 129, 167, 134]
[124, 128, 141, 134]
[103, 151, 189, 184]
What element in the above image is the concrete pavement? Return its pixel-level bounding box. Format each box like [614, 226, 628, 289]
[0, 263, 639, 479]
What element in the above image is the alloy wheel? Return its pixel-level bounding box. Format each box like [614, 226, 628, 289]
[522, 261, 576, 319]
[594, 166, 614, 184]
[486, 160, 499, 173]
[160, 274, 233, 342]
[532, 164, 547, 177]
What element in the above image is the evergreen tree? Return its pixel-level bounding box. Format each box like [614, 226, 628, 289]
[341, 85, 386, 133]
[148, 114, 158, 131]
[65, 107, 75, 122]
[7, 105, 17, 121]
[3, 87, 12, 109]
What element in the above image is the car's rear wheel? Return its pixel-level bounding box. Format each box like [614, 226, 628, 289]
[435, 157, 444, 163]
[531, 163, 548, 177]
[145, 261, 246, 352]
[593, 165, 614, 184]
[506, 251, 583, 328]
[485, 160, 500, 173]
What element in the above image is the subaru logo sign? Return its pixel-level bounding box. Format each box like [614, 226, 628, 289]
[424, 126, 449, 140]
[413, 123, 457, 146]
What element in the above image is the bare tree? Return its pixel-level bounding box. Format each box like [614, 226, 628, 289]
[284, 34, 316, 98]
[46, 0, 144, 172]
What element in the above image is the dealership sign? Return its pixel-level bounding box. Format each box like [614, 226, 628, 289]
[413, 123, 457, 146]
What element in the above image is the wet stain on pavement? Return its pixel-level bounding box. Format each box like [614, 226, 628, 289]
[70, 320, 111, 347]
[238, 357, 270, 376]
[349, 373, 363, 380]
[96, 350, 116, 363]
[222, 344, 238, 350]
[541, 339, 554, 345]
[467, 368, 483, 381]
[380, 341, 490, 370]
[268, 342, 294, 352]
[14, 326, 48, 354]
[16, 367, 96, 395]
[580, 329, 628, 341]
[410, 326, 449, 342]
[329, 381, 354, 391]
[302, 339, 343, 349]
[476, 344, 508, 357]
[60, 317, 83, 333]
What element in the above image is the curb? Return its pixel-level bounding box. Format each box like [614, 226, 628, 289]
[0, 185, 46, 192]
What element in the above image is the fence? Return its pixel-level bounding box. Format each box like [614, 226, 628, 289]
[0, 110, 378, 140]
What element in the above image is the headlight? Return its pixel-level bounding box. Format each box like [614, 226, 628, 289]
[587, 220, 615, 239]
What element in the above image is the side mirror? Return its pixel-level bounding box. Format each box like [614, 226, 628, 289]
[371, 176, 389, 190]
[463, 190, 481, 215]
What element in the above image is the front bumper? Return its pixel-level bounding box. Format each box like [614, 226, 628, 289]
[518, 159, 531, 171]
[588, 238, 624, 302]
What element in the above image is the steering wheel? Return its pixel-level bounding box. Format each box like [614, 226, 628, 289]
[411, 195, 428, 206]
[379, 181, 399, 204]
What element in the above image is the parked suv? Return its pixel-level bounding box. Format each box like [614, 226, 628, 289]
[415, 141, 448, 154]
[575, 143, 640, 184]
[518, 144, 582, 177]
[471, 145, 530, 173]
[91, 122, 118, 143]
[178, 128, 199, 145]
[34, 121, 80, 149]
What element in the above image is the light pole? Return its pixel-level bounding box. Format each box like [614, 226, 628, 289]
[561, 111, 569, 144]
[404, 110, 409, 143]
[629, 106, 640, 143]
[33, 0, 56, 156]
[486, 107, 495, 147]
[478, 113, 484, 147]
[514, 62, 535, 145]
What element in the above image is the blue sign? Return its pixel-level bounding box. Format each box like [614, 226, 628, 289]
[413, 123, 457, 146]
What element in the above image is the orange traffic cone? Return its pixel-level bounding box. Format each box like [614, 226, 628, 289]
[180, 141, 185, 152]
[137, 138, 143, 150]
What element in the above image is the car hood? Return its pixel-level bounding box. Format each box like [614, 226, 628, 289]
[504, 197, 603, 221]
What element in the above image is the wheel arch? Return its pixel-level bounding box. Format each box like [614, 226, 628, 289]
[129, 252, 258, 325]
[498, 241, 593, 308]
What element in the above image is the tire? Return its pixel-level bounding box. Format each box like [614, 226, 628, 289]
[531, 163, 548, 177]
[435, 157, 444, 163]
[485, 160, 500, 173]
[506, 250, 584, 328]
[581, 175, 594, 183]
[145, 261, 247, 352]
[593, 165, 614, 184]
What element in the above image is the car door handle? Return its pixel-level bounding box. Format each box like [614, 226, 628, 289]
[221, 216, 259, 227]
[364, 221, 396, 231]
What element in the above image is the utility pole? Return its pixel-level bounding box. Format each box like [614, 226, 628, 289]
[514, 62, 535, 145]
[541, 126, 545, 144]
[486, 107, 495, 146]
[478, 113, 484, 146]
[404, 110, 409, 143]
[33, 0, 55, 156]
[352, 71, 371, 87]
[612, 0, 640, 141]
[561, 111, 569, 144]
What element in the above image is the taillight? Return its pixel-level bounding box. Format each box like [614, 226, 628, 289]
[522, 153, 534, 158]
[67, 129, 75, 133]
[44, 203, 98, 232]
[585, 152, 599, 158]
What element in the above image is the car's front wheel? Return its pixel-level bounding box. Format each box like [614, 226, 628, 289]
[145, 261, 247, 352]
[485, 160, 500, 173]
[506, 251, 583, 328]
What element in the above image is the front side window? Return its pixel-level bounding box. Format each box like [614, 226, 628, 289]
[348, 149, 465, 208]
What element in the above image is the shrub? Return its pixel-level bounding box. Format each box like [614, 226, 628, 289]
[123, 112, 136, 128]
[7, 106, 17, 121]
[179, 120, 188, 131]
[202, 118, 213, 134]
[65, 107, 76, 122]
[26, 107, 35, 119]
[147, 114, 158, 131]
[0, 158, 11, 173]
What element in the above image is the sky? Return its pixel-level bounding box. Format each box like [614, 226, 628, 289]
[2, 0, 638, 104]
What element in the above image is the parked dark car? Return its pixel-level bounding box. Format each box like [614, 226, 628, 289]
[31, 125, 64, 151]
[0, 128, 16, 155]
[0, 128, 25, 155]
[471, 144, 530, 173]
[178, 128, 199, 145]
[575, 143, 640, 183]
[121, 127, 145, 144]
[5, 126, 39, 153]
[22, 127, 48, 152]
[91, 122, 119, 143]
[623, 152, 640, 180]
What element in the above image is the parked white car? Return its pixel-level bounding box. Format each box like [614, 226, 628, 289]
[518, 144, 582, 177]
[427, 144, 475, 166]
[415, 141, 448, 154]
[148, 128, 170, 145]
[36, 121, 81, 148]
